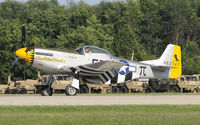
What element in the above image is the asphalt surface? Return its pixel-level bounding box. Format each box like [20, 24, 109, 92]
[0, 95, 200, 105]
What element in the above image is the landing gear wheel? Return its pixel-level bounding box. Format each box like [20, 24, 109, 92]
[170, 86, 180, 93]
[120, 86, 128, 93]
[65, 85, 77, 96]
[41, 87, 53, 96]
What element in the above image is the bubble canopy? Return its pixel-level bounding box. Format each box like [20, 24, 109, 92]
[76, 45, 112, 55]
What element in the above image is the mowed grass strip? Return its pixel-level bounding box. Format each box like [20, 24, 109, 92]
[0, 105, 200, 125]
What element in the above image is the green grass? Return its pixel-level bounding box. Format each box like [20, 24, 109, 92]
[0, 105, 200, 125]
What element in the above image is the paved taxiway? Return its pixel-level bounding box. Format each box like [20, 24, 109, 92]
[0, 95, 200, 105]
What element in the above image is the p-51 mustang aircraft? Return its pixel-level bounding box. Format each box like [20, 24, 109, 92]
[14, 25, 182, 96]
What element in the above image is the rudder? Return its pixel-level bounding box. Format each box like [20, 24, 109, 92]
[170, 45, 182, 79]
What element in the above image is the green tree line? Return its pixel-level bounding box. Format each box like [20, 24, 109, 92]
[0, 0, 200, 84]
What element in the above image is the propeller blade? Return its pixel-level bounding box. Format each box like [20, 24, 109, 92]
[21, 24, 36, 52]
[12, 58, 20, 67]
[21, 24, 26, 47]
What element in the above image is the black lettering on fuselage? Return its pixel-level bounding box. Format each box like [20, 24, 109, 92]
[92, 59, 103, 63]
[139, 66, 147, 76]
[35, 52, 53, 57]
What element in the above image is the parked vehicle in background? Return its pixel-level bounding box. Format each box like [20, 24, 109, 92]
[78, 80, 149, 94]
[38, 73, 150, 96]
[5, 75, 39, 94]
[3, 72, 200, 94]
[172, 75, 200, 93]
[111, 80, 148, 93]
[149, 75, 200, 93]
[148, 79, 171, 92]
[0, 84, 7, 94]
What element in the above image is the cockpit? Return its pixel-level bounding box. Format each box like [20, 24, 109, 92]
[76, 45, 112, 56]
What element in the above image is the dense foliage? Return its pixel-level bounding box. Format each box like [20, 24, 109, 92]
[0, 0, 200, 84]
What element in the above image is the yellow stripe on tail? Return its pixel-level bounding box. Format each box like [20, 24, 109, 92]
[170, 45, 182, 79]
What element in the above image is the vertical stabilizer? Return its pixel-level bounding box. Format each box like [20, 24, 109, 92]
[141, 44, 182, 79]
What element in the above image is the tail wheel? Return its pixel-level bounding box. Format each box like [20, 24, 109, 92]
[112, 87, 119, 93]
[145, 86, 153, 93]
[65, 85, 77, 96]
[170, 86, 180, 93]
[41, 87, 53, 96]
[120, 86, 128, 93]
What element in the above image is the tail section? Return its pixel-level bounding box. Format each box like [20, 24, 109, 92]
[169, 45, 182, 79]
[141, 44, 182, 79]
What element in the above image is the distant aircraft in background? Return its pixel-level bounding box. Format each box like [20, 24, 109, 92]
[13, 25, 182, 96]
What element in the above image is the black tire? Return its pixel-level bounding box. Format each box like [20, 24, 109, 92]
[5, 88, 11, 94]
[91, 89, 96, 93]
[11, 89, 16, 94]
[170, 86, 180, 93]
[120, 86, 128, 93]
[14, 88, 20, 94]
[20, 88, 27, 94]
[41, 87, 53, 96]
[97, 89, 101, 93]
[79, 86, 89, 94]
[112, 87, 119, 93]
[145, 86, 153, 93]
[142, 83, 148, 88]
[65, 85, 77, 96]
[36, 86, 42, 94]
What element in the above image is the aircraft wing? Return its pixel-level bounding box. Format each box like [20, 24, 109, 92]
[63, 61, 125, 84]
[79, 61, 124, 71]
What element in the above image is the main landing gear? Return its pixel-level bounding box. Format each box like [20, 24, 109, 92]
[41, 73, 53, 96]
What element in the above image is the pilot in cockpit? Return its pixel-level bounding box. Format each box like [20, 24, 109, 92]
[85, 47, 91, 53]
